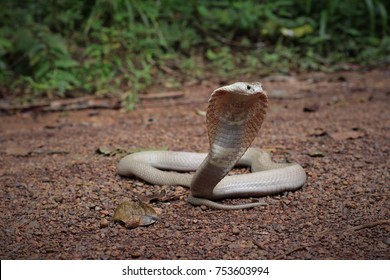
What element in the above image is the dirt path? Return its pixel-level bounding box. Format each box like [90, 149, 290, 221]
[1, 69, 389, 259]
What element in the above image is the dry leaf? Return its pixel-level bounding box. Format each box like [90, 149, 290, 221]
[307, 151, 326, 157]
[264, 146, 286, 153]
[308, 127, 327, 137]
[113, 201, 158, 229]
[5, 146, 31, 156]
[139, 91, 184, 100]
[330, 130, 365, 141]
[95, 146, 114, 156]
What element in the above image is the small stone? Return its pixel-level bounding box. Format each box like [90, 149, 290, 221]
[100, 218, 109, 228]
[344, 201, 357, 209]
[232, 227, 240, 235]
[200, 205, 208, 211]
[378, 242, 388, 249]
[131, 251, 142, 258]
[174, 186, 186, 195]
[52, 195, 64, 203]
[303, 104, 320, 112]
[282, 199, 291, 205]
[153, 207, 163, 215]
[111, 250, 120, 257]
[353, 186, 365, 194]
[290, 200, 300, 207]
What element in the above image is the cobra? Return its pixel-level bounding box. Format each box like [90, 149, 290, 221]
[118, 82, 307, 210]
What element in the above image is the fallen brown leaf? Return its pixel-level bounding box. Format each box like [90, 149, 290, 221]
[113, 200, 158, 229]
[308, 127, 327, 137]
[307, 151, 326, 157]
[264, 146, 287, 153]
[95, 146, 114, 156]
[5, 146, 31, 156]
[139, 91, 184, 100]
[0, 97, 120, 113]
[330, 130, 365, 141]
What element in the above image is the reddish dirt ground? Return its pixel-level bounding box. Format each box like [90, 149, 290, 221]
[0, 69, 389, 259]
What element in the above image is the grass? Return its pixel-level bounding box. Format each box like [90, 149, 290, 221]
[0, 0, 389, 109]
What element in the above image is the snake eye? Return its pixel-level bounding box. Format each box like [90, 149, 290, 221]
[247, 85, 251, 90]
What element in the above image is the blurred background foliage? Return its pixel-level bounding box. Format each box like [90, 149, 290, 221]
[0, 0, 389, 108]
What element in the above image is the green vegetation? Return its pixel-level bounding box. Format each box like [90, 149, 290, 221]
[1, 0, 389, 108]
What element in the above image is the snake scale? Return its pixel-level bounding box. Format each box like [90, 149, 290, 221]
[118, 82, 307, 210]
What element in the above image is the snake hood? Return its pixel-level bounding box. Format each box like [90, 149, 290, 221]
[190, 82, 269, 199]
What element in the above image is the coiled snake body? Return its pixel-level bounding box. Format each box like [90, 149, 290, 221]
[118, 82, 306, 209]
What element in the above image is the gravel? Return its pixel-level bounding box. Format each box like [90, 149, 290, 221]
[0, 69, 389, 259]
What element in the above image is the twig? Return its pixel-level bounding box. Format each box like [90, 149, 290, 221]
[0, 97, 120, 114]
[273, 242, 321, 260]
[139, 91, 184, 100]
[345, 220, 390, 232]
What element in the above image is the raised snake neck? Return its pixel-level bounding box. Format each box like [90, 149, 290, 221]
[118, 82, 307, 209]
[190, 83, 268, 199]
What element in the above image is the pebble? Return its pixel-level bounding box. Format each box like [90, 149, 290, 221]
[282, 199, 291, 205]
[153, 207, 163, 215]
[232, 227, 240, 235]
[303, 104, 320, 112]
[52, 195, 64, 203]
[3, 70, 389, 260]
[200, 205, 208, 211]
[100, 218, 109, 228]
[344, 201, 357, 209]
[111, 250, 120, 257]
[378, 242, 388, 249]
[353, 186, 365, 194]
[290, 200, 300, 207]
[131, 251, 142, 258]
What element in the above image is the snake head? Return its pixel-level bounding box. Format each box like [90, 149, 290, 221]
[212, 82, 267, 98]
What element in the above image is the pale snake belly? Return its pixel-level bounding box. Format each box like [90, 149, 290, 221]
[118, 82, 307, 209]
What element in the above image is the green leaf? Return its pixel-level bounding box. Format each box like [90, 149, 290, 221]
[281, 24, 314, 38]
[206, 49, 217, 60]
[34, 62, 51, 79]
[54, 59, 79, 68]
[0, 38, 12, 51]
